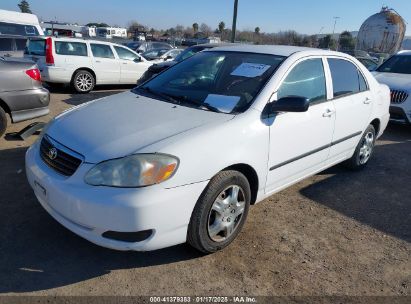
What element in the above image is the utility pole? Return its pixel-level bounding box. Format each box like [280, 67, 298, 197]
[231, 0, 238, 43]
[329, 16, 340, 49]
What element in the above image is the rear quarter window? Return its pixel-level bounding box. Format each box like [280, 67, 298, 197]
[55, 41, 88, 56]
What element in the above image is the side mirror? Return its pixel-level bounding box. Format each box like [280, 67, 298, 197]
[134, 57, 142, 63]
[267, 96, 310, 113]
[165, 55, 173, 60]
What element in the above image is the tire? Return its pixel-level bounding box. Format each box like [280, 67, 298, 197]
[187, 170, 251, 253]
[345, 124, 376, 170]
[0, 107, 7, 138]
[72, 70, 95, 94]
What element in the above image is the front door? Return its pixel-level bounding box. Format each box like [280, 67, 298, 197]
[113, 46, 151, 83]
[265, 57, 335, 193]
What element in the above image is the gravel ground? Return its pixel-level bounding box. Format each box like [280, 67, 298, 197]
[0, 87, 410, 297]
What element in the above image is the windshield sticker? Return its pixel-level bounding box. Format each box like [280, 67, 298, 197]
[230, 63, 271, 78]
[204, 94, 240, 113]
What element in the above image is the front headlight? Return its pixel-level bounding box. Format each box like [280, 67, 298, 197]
[84, 154, 179, 187]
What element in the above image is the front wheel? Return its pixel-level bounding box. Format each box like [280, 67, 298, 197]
[0, 107, 7, 137]
[72, 70, 95, 93]
[345, 124, 376, 170]
[187, 170, 251, 253]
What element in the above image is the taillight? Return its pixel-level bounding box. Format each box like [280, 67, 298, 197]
[26, 68, 42, 81]
[45, 37, 54, 65]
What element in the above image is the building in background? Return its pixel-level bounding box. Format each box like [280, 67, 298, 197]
[96, 27, 127, 39]
[356, 6, 406, 56]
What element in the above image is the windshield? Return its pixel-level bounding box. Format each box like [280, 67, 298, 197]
[133, 51, 285, 114]
[376, 55, 411, 74]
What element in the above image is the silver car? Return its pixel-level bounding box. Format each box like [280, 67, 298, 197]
[0, 56, 49, 137]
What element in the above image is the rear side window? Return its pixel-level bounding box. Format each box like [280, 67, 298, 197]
[55, 41, 88, 56]
[0, 38, 13, 51]
[0, 22, 39, 36]
[90, 44, 114, 59]
[328, 58, 365, 97]
[25, 39, 45, 55]
[277, 58, 326, 103]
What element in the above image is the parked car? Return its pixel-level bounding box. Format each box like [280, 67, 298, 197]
[0, 56, 49, 137]
[373, 50, 411, 124]
[0, 35, 28, 58]
[356, 56, 378, 71]
[142, 48, 183, 61]
[26, 45, 390, 253]
[137, 43, 232, 84]
[125, 41, 173, 54]
[24, 37, 152, 93]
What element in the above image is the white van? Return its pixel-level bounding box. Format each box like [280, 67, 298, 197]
[24, 37, 152, 93]
[0, 9, 44, 36]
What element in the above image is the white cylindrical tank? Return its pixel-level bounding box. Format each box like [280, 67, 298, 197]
[356, 7, 406, 54]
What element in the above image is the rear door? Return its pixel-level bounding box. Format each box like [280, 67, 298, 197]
[90, 43, 120, 84]
[325, 57, 373, 161]
[113, 46, 151, 83]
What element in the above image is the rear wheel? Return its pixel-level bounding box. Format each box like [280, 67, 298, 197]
[72, 70, 95, 93]
[345, 124, 376, 170]
[187, 170, 251, 253]
[0, 107, 7, 137]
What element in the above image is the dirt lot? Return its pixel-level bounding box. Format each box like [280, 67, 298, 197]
[0, 88, 410, 297]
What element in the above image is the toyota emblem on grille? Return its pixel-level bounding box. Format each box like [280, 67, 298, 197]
[48, 147, 58, 160]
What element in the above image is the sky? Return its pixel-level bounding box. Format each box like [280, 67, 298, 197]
[2, 0, 411, 35]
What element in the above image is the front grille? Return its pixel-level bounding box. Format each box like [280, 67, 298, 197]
[390, 89, 408, 104]
[40, 136, 82, 176]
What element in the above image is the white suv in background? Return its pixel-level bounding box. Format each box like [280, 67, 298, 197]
[373, 51, 411, 124]
[24, 37, 152, 93]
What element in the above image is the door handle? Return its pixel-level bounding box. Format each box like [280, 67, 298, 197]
[95, 60, 101, 63]
[322, 109, 335, 117]
[122, 62, 128, 65]
[363, 97, 371, 104]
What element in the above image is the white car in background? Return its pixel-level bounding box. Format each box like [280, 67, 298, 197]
[373, 50, 411, 124]
[26, 45, 390, 253]
[24, 37, 152, 93]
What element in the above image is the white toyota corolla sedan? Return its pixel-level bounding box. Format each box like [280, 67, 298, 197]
[26, 45, 390, 253]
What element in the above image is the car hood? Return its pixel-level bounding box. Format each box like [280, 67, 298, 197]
[47, 91, 233, 163]
[372, 72, 411, 89]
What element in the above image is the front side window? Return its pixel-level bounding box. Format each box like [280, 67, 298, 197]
[55, 41, 87, 56]
[114, 46, 138, 61]
[135, 51, 285, 114]
[376, 55, 411, 74]
[277, 58, 326, 103]
[328, 58, 362, 97]
[90, 43, 114, 59]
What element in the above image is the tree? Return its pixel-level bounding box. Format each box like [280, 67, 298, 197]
[218, 21, 225, 33]
[18, 0, 32, 13]
[318, 34, 336, 49]
[254, 27, 260, 35]
[86, 22, 109, 28]
[192, 23, 199, 33]
[339, 30, 355, 51]
[200, 23, 212, 37]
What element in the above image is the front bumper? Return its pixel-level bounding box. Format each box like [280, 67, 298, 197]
[25, 140, 208, 251]
[389, 105, 411, 124]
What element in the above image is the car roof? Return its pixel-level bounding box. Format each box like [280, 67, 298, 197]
[206, 44, 342, 57]
[396, 50, 411, 56]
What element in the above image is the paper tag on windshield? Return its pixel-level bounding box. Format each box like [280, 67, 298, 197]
[231, 63, 271, 78]
[204, 94, 240, 113]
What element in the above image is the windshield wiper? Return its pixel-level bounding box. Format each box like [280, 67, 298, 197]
[135, 86, 180, 105]
[164, 94, 221, 113]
